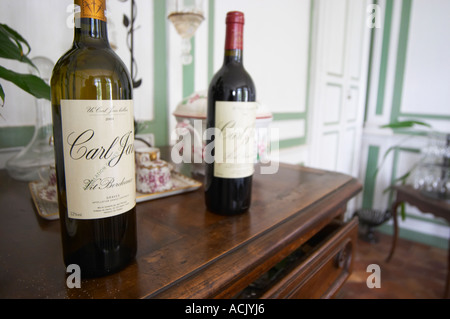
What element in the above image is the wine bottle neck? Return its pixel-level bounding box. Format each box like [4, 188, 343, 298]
[224, 49, 243, 64]
[74, 18, 109, 47]
[223, 12, 245, 65]
[73, 0, 109, 47]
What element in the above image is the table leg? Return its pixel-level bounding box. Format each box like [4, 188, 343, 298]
[386, 200, 402, 262]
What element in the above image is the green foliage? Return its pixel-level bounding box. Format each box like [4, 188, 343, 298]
[375, 120, 431, 220]
[0, 23, 50, 107]
[380, 120, 432, 130]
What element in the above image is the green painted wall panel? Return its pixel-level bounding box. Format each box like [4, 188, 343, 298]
[362, 145, 380, 209]
[148, 0, 169, 147]
[375, 0, 393, 116]
[0, 126, 34, 148]
[183, 37, 196, 98]
[390, 0, 412, 124]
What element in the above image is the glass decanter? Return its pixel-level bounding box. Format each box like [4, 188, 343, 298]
[6, 56, 55, 181]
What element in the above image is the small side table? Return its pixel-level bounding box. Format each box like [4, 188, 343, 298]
[387, 185, 450, 298]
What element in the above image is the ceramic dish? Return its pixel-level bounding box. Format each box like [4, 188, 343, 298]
[173, 91, 273, 169]
[29, 172, 202, 220]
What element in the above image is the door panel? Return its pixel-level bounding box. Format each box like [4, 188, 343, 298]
[324, 0, 348, 76]
[324, 84, 343, 125]
[309, 0, 370, 177]
[319, 132, 339, 171]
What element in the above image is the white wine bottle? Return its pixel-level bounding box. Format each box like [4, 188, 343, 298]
[51, 0, 137, 277]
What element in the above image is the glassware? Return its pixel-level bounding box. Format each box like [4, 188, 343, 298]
[167, 0, 204, 65]
[412, 131, 450, 201]
[5, 56, 55, 181]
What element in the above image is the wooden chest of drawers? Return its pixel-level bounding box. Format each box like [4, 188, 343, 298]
[255, 218, 358, 299]
[0, 160, 361, 299]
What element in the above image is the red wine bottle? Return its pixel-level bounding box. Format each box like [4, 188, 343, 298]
[205, 11, 256, 215]
[51, 0, 137, 277]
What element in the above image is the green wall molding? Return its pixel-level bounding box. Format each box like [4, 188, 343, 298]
[207, 0, 215, 83]
[389, 0, 450, 123]
[183, 37, 196, 98]
[301, 0, 314, 149]
[389, 146, 419, 203]
[1, 2, 171, 149]
[271, 113, 307, 149]
[378, 223, 448, 250]
[362, 145, 380, 209]
[375, 0, 393, 116]
[0, 126, 34, 148]
[364, 144, 449, 249]
[404, 212, 449, 227]
[278, 137, 305, 150]
[363, 0, 376, 123]
[138, 0, 169, 147]
[396, 113, 450, 121]
[269, 0, 314, 150]
[390, 0, 412, 124]
[272, 112, 306, 121]
[388, 146, 449, 227]
[371, 0, 450, 128]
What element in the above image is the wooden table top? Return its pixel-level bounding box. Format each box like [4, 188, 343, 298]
[393, 185, 450, 220]
[0, 158, 361, 299]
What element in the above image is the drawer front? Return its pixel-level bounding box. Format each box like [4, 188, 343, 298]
[262, 217, 358, 299]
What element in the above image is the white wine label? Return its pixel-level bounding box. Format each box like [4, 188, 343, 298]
[214, 101, 256, 178]
[61, 100, 135, 220]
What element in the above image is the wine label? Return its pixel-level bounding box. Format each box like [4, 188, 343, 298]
[60, 100, 135, 220]
[214, 101, 256, 178]
[75, 0, 107, 22]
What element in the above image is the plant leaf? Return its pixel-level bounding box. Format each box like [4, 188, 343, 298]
[0, 65, 50, 101]
[382, 184, 394, 194]
[0, 24, 36, 70]
[394, 170, 411, 185]
[0, 84, 4, 106]
[380, 120, 431, 129]
[372, 145, 397, 179]
[0, 23, 32, 54]
[400, 202, 406, 221]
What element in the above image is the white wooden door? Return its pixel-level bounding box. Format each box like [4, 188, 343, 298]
[308, 0, 371, 176]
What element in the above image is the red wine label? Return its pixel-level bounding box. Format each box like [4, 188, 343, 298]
[75, 0, 107, 22]
[214, 101, 256, 178]
[60, 100, 135, 220]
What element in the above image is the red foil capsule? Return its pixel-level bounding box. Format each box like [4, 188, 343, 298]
[225, 11, 245, 51]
